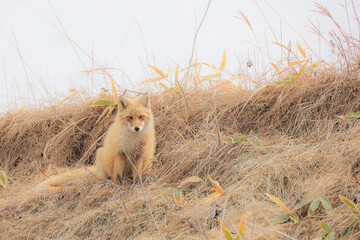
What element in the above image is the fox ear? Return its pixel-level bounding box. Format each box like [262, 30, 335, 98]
[140, 93, 150, 108]
[118, 95, 129, 110]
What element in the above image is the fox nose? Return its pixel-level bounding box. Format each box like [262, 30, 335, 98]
[134, 126, 140, 132]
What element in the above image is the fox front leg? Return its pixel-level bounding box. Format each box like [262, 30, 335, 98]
[113, 155, 125, 185]
[131, 159, 144, 185]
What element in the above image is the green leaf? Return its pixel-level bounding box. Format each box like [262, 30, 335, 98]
[339, 195, 360, 218]
[0, 170, 7, 188]
[326, 231, 336, 240]
[93, 100, 113, 106]
[248, 136, 260, 147]
[232, 136, 248, 143]
[344, 112, 360, 118]
[319, 198, 332, 212]
[340, 218, 359, 238]
[308, 198, 320, 216]
[289, 214, 299, 223]
[173, 188, 182, 207]
[224, 229, 233, 240]
[293, 199, 313, 209]
[320, 222, 334, 233]
[235, 235, 240, 240]
[271, 213, 290, 223]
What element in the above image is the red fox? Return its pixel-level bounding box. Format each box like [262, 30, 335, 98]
[38, 93, 155, 188]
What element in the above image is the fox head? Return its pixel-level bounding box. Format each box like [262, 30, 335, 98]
[117, 93, 153, 133]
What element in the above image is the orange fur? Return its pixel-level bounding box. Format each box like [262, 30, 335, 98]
[39, 93, 155, 188]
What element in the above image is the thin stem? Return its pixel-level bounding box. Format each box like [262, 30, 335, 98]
[122, 147, 165, 240]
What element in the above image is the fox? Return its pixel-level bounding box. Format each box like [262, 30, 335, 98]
[38, 93, 155, 189]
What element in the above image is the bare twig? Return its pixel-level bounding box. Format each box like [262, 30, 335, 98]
[122, 147, 165, 240]
[188, 218, 211, 240]
[175, 0, 220, 144]
[48, 0, 86, 69]
[10, 28, 36, 100]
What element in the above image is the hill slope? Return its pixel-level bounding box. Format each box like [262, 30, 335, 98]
[1, 69, 360, 239]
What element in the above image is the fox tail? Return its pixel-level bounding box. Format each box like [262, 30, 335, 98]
[37, 165, 96, 190]
[1, 166, 97, 208]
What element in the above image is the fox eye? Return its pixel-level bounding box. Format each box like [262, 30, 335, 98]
[139, 115, 145, 119]
[126, 116, 133, 120]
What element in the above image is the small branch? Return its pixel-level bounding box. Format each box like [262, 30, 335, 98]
[176, 0, 220, 144]
[122, 147, 165, 240]
[188, 218, 211, 240]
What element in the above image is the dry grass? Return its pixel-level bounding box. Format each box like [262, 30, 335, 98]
[1, 2, 360, 239]
[1, 64, 360, 239]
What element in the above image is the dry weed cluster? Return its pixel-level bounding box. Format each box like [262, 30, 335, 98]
[0, 64, 360, 239]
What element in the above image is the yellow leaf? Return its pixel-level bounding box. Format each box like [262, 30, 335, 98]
[192, 62, 215, 69]
[102, 105, 115, 123]
[179, 176, 203, 186]
[266, 194, 294, 215]
[220, 50, 227, 72]
[69, 88, 76, 92]
[273, 42, 291, 52]
[165, 69, 174, 78]
[289, 60, 306, 66]
[308, 61, 320, 71]
[201, 192, 223, 205]
[105, 72, 118, 104]
[297, 42, 306, 58]
[193, 74, 199, 87]
[179, 62, 214, 73]
[56, 92, 77, 107]
[340, 195, 360, 218]
[270, 63, 280, 73]
[159, 82, 169, 90]
[222, 223, 227, 234]
[159, 188, 174, 196]
[141, 77, 164, 84]
[46, 187, 63, 192]
[238, 212, 251, 235]
[297, 59, 310, 78]
[17, 105, 26, 112]
[148, 65, 165, 77]
[99, 91, 107, 97]
[201, 74, 220, 81]
[175, 65, 179, 89]
[208, 175, 224, 194]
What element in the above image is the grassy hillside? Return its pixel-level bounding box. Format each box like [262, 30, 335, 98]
[0, 64, 360, 239]
[1, 2, 360, 238]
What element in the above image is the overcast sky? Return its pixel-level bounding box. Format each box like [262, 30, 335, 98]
[0, 0, 358, 110]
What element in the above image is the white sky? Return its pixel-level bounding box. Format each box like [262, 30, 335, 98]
[0, 0, 358, 110]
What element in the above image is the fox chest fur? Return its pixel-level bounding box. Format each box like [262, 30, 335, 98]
[114, 135, 146, 163]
